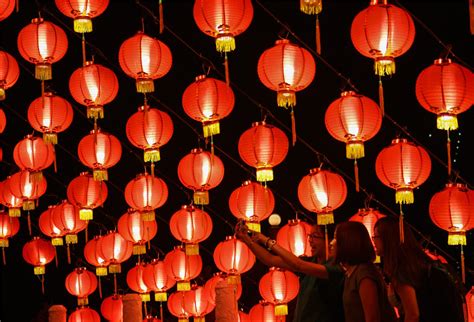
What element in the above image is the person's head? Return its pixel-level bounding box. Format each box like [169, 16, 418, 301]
[333, 221, 375, 265]
[307, 224, 335, 260]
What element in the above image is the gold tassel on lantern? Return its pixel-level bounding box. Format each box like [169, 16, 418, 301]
[35, 63, 52, 80]
[193, 190, 209, 205]
[226, 274, 241, 285]
[374, 57, 395, 77]
[133, 244, 146, 255]
[300, 0, 322, 14]
[395, 187, 414, 204]
[155, 291, 167, 302]
[144, 148, 160, 163]
[203, 120, 220, 138]
[195, 317, 205, 322]
[74, 17, 93, 33]
[8, 208, 20, 217]
[256, 165, 273, 182]
[141, 210, 155, 222]
[0, 86, 5, 101]
[87, 105, 104, 119]
[317, 212, 334, 225]
[277, 85, 296, 108]
[140, 293, 151, 302]
[43, 133, 58, 145]
[177, 281, 191, 291]
[346, 141, 364, 159]
[437, 113, 458, 130]
[136, 77, 155, 93]
[79, 208, 93, 220]
[274, 304, 288, 316]
[216, 25, 235, 53]
[77, 297, 89, 307]
[448, 231, 466, 246]
[158, 0, 164, 34]
[245, 221, 261, 233]
[185, 243, 199, 255]
[96, 267, 108, 276]
[93, 169, 108, 181]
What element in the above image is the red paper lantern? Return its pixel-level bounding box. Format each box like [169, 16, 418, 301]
[238, 122, 289, 182]
[97, 231, 133, 273]
[429, 183, 474, 245]
[164, 245, 203, 291]
[0, 50, 20, 100]
[238, 310, 250, 322]
[65, 267, 98, 306]
[203, 272, 243, 305]
[167, 291, 190, 322]
[118, 209, 158, 255]
[276, 219, 312, 257]
[127, 262, 153, 302]
[375, 138, 431, 204]
[177, 148, 224, 205]
[182, 75, 235, 138]
[77, 128, 122, 181]
[183, 285, 215, 321]
[100, 294, 123, 322]
[193, 0, 253, 53]
[297, 168, 347, 225]
[68, 307, 100, 322]
[17, 18, 68, 80]
[83, 235, 109, 276]
[416, 58, 474, 131]
[119, 32, 172, 93]
[249, 301, 284, 322]
[0, 0, 14, 21]
[13, 135, 54, 178]
[69, 61, 119, 119]
[0, 178, 23, 217]
[124, 173, 168, 221]
[126, 105, 174, 162]
[259, 267, 299, 316]
[257, 39, 315, 108]
[467, 287, 474, 322]
[143, 258, 176, 302]
[8, 170, 47, 210]
[22, 236, 55, 275]
[67, 172, 108, 220]
[349, 208, 386, 240]
[0, 108, 5, 133]
[52, 200, 87, 247]
[27, 92, 74, 144]
[39, 205, 64, 246]
[0, 211, 20, 262]
[350, 0, 415, 76]
[55, 0, 109, 33]
[170, 205, 213, 255]
[213, 236, 255, 283]
[229, 180, 275, 232]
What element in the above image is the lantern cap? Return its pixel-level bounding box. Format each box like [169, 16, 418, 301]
[195, 75, 207, 81]
[275, 39, 291, 45]
[434, 58, 452, 65]
[190, 148, 204, 154]
[251, 121, 270, 128]
[341, 91, 358, 97]
[269, 266, 282, 271]
[445, 182, 468, 190]
[391, 138, 409, 145]
[182, 204, 196, 211]
[89, 128, 103, 134]
[309, 167, 322, 174]
[225, 235, 235, 241]
[31, 17, 44, 24]
[288, 218, 302, 225]
[84, 61, 95, 67]
[173, 245, 184, 250]
[242, 180, 253, 186]
[370, 0, 388, 5]
[79, 171, 91, 176]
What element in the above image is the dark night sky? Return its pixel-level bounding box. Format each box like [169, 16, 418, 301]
[0, 0, 473, 321]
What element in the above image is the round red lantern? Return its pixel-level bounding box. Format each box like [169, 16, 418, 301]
[167, 291, 190, 322]
[100, 294, 123, 322]
[68, 307, 100, 322]
[257, 39, 315, 108]
[375, 138, 431, 204]
[297, 168, 347, 225]
[0, 108, 5, 133]
[0, 0, 14, 21]
[350, 0, 415, 77]
[118, 209, 158, 255]
[169, 205, 213, 255]
[17, 18, 68, 80]
[65, 267, 98, 306]
[0, 211, 20, 264]
[0, 50, 19, 101]
[78, 128, 122, 181]
[67, 172, 108, 220]
[69, 61, 119, 119]
[118, 32, 172, 93]
[229, 180, 275, 232]
[164, 245, 203, 291]
[203, 272, 243, 306]
[127, 262, 153, 302]
[143, 258, 176, 302]
[249, 301, 283, 322]
[126, 105, 174, 163]
[349, 208, 386, 240]
[466, 287, 474, 322]
[429, 183, 474, 245]
[97, 230, 133, 274]
[124, 173, 168, 221]
[83, 235, 109, 276]
[213, 236, 255, 284]
[8, 170, 47, 210]
[182, 75, 235, 138]
[193, 0, 253, 53]
[238, 122, 289, 182]
[0, 178, 23, 217]
[416, 58, 474, 131]
[55, 0, 109, 33]
[276, 219, 313, 257]
[52, 200, 87, 247]
[13, 135, 55, 178]
[238, 310, 250, 322]
[177, 148, 225, 205]
[259, 267, 299, 316]
[22, 236, 55, 275]
[39, 205, 64, 246]
[27, 92, 74, 144]
[183, 285, 215, 321]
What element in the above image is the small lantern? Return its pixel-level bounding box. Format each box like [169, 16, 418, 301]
[259, 267, 299, 316]
[276, 219, 313, 257]
[68, 307, 101, 322]
[65, 267, 98, 306]
[84, 235, 109, 276]
[143, 258, 176, 302]
[167, 291, 190, 322]
[213, 236, 255, 284]
[127, 262, 153, 302]
[164, 246, 202, 291]
[13, 135, 55, 180]
[100, 294, 123, 322]
[67, 172, 108, 220]
[118, 209, 158, 255]
[183, 285, 215, 322]
[8, 170, 48, 211]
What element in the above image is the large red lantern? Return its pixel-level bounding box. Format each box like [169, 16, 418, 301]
[276, 219, 312, 257]
[349, 208, 386, 240]
[259, 267, 299, 316]
[167, 291, 190, 322]
[213, 236, 255, 284]
[127, 262, 153, 302]
[126, 105, 174, 163]
[0, 0, 14, 21]
[203, 272, 243, 306]
[467, 287, 474, 322]
[69, 61, 119, 119]
[65, 267, 98, 306]
[55, 0, 109, 33]
[118, 209, 158, 255]
[0, 179, 23, 217]
[375, 138, 431, 204]
[257, 39, 315, 109]
[100, 294, 123, 322]
[17, 18, 68, 80]
[118, 32, 172, 93]
[0, 108, 5, 133]
[0, 211, 20, 264]
[13, 135, 55, 179]
[77, 128, 122, 181]
[68, 307, 100, 322]
[297, 168, 347, 225]
[97, 231, 133, 274]
[67, 172, 108, 220]
[38, 205, 64, 246]
[83, 235, 109, 276]
[8, 170, 47, 210]
[22, 236, 55, 276]
[177, 148, 225, 205]
[0, 50, 19, 101]
[169, 205, 213, 255]
[27, 92, 74, 144]
[229, 180, 275, 232]
[182, 75, 235, 138]
[183, 285, 215, 321]
[193, 0, 253, 53]
[238, 122, 289, 182]
[249, 301, 284, 322]
[143, 258, 176, 302]
[124, 173, 168, 221]
[164, 245, 203, 291]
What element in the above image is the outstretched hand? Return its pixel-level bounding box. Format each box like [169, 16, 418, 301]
[235, 220, 251, 242]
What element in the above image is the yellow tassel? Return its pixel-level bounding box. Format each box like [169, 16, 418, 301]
[246, 222, 261, 233]
[224, 54, 230, 86]
[437, 113, 458, 130]
[74, 17, 93, 33]
[79, 208, 93, 220]
[77, 297, 89, 307]
[0, 239, 8, 247]
[177, 281, 191, 291]
[43, 133, 57, 145]
[8, 208, 20, 217]
[448, 231, 466, 246]
[374, 57, 395, 76]
[109, 264, 121, 274]
[226, 275, 241, 285]
[216, 35, 235, 53]
[378, 78, 384, 116]
[96, 267, 108, 276]
[155, 292, 167, 302]
[140, 293, 151, 302]
[66, 234, 78, 244]
[315, 15, 321, 55]
[133, 244, 146, 255]
[395, 188, 414, 204]
[136, 78, 155, 93]
[354, 160, 360, 193]
[23, 200, 35, 211]
[291, 108, 297, 146]
[374, 255, 381, 263]
[256, 167, 273, 182]
[0, 87, 5, 101]
[35, 63, 52, 80]
[159, 0, 164, 34]
[274, 304, 288, 316]
[193, 190, 209, 205]
[203, 121, 220, 138]
[277, 90, 296, 108]
[317, 212, 334, 225]
[346, 141, 364, 159]
[51, 237, 63, 246]
[447, 135, 452, 176]
[300, 0, 322, 14]
[87, 105, 104, 119]
[93, 169, 108, 181]
[141, 210, 155, 221]
[178, 319, 188, 322]
[185, 243, 199, 255]
[34, 265, 45, 275]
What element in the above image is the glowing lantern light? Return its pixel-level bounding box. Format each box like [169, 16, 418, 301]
[164, 245, 202, 291]
[0, 0, 14, 21]
[213, 236, 255, 284]
[0, 178, 23, 217]
[77, 128, 122, 181]
[84, 235, 109, 276]
[13, 135, 55, 180]
[375, 138, 431, 205]
[169, 205, 213, 255]
[0, 211, 20, 264]
[39, 205, 64, 247]
[177, 148, 224, 205]
[0, 108, 5, 133]
[68, 307, 100, 322]
[0, 50, 20, 101]
[100, 294, 123, 322]
[9, 170, 47, 211]
[238, 122, 289, 182]
[276, 219, 312, 257]
[97, 231, 133, 274]
[118, 32, 172, 93]
[143, 258, 176, 302]
[249, 301, 283, 322]
[55, 0, 109, 33]
[65, 267, 98, 306]
[17, 18, 68, 80]
[259, 267, 299, 316]
[118, 209, 158, 255]
[67, 172, 108, 220]
[167, 291, 190, 322]
[183, 285, 215, 322]
[69, 61, 119, 120]
[467, 287, 474, 322]
[22, 236, 55, 293]
[349, 208, 386, 240]
[27, 92, 74, 144]
[127, 262, 153, 302]
[203, 272, 243, 306]
[229, 180, 275, 232]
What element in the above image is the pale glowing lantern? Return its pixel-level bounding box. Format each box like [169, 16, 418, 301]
[259, 267, 299, 316]
[84, 235, 109, 276]
[183, 285, 215, 322]
[65, 267, 98, 306]
[164, 245, 202, 291]
[213, 236, 255, 284]
[67, 172, 108, 220]
[167, 291, 190, 322]
[276, 219, 312, 257]
[127, 262, 153, 302]
[118, 209, 158, 255]
[143, 258, 176, 302]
